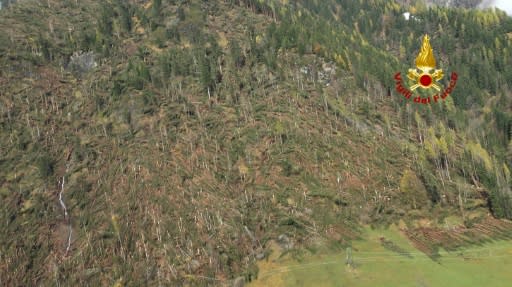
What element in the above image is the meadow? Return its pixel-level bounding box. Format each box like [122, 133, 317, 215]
[249, 225, 512, 287]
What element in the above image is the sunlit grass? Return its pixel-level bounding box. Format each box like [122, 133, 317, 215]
[250, 225, 512, 287]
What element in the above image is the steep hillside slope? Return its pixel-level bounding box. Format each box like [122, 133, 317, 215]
[1, 0, 511, 286]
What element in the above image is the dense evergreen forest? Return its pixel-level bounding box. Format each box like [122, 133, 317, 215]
[1, 0, 512, 285]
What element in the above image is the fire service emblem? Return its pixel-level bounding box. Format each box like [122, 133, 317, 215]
[394, 34, 458, 104]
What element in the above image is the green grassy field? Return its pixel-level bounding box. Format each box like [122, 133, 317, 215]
[249, 225, 512, 287]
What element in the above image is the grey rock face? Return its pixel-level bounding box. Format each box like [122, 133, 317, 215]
[68, 51, 97, 76]
[233, 276, 245, 287]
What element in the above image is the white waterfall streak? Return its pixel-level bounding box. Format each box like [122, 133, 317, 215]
[59, 176, 72, 254]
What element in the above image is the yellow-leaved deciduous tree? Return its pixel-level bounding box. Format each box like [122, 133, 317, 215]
[437, 136, 449, 157]
[111, 214, 121, 238]
[495, 37, 501, 50]
[385, 1, 401, 13]
[279, 6, 288, 17]
[238, 161, 249, 182]
[424, 127, 439, 161]
[399, 43, 406, 60]
[466, 141, 493, 173]
[437, 135, 451, 181]
[423, 122, 454, 183]
[488, 48, 495, 63]
[112, 278, 123, 287]
[437, 121, 446, 138]
[503, 163, 510, 183]
[334, 53, 346, 68]
[400, 169, 428, 209]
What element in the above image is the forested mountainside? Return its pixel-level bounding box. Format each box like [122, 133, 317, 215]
[1, 0, 512, 286]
